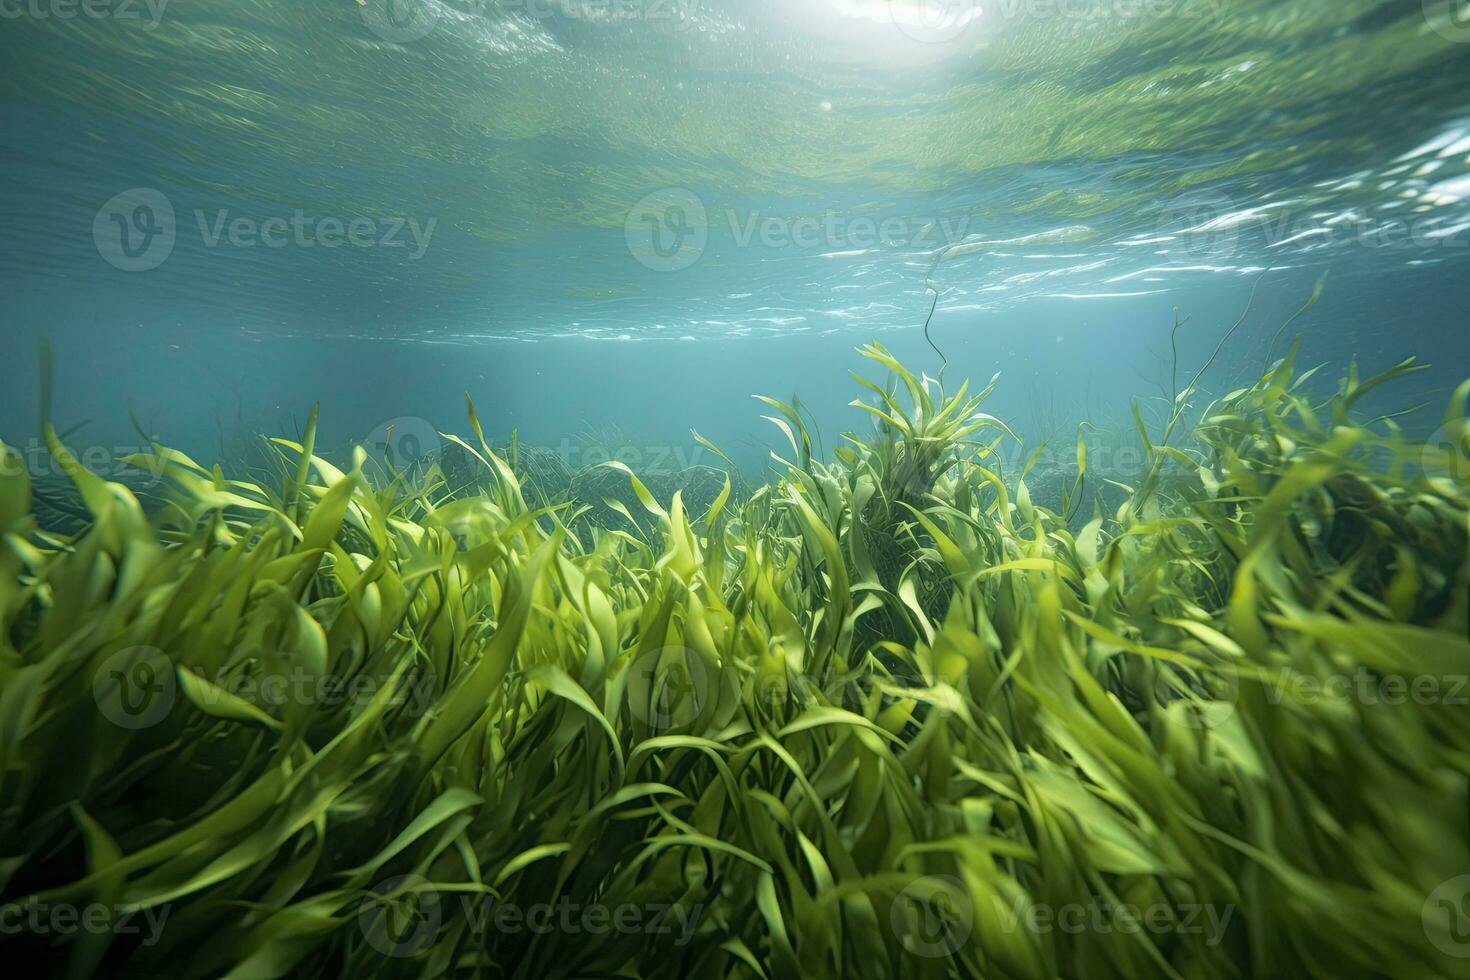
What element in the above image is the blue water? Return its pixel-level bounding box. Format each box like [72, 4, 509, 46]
[4, 0, 1470, 474]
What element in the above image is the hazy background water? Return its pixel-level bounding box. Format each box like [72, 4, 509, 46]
[3, 0, 1469, 479]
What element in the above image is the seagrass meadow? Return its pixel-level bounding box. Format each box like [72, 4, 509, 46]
[1, 331, 1467, 979]
[9, 0, 1470, 975]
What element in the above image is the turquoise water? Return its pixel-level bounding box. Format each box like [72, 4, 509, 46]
[4, 0, 1470, 471]
[7, 9, 1470, 975]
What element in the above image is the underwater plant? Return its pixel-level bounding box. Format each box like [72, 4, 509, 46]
[0, 329, 1467, 979]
